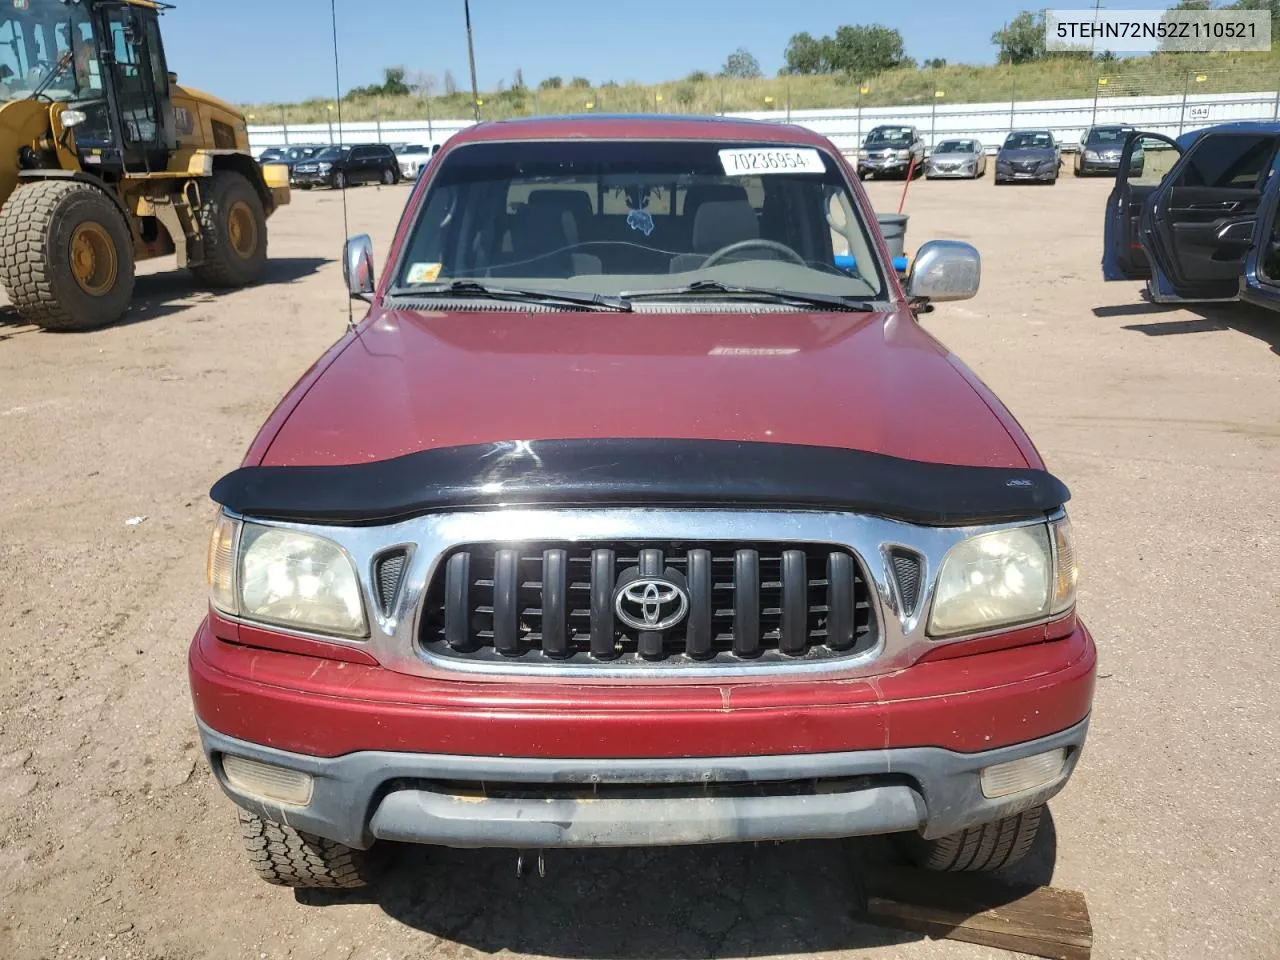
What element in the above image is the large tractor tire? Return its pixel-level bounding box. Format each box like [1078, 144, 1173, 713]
[0, 180, 135, 331]
[190, 170, 268, 288]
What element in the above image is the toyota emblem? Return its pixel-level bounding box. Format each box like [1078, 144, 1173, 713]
[614, 576, 689, 631]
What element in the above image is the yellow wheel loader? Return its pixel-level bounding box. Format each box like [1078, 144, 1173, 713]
[0, 0, 289, 331]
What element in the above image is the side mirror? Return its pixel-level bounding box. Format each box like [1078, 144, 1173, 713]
[905, 240, 981, 303]
[343, 234, 375, 299]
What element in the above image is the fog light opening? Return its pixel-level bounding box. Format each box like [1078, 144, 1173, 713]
[221, 754, 314, 806]
[979, 748, 1067, 799]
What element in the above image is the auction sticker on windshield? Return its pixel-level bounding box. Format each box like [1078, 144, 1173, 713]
[719, 148, 826, 176]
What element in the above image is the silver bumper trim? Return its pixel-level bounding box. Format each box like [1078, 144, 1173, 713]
[199, 716, 1089, 850]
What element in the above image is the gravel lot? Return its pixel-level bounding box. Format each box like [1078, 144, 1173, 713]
[1, 173, 1277, 960]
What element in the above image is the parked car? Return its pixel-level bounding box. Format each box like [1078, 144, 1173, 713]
[192, 114, 1093, 890]
[925, 139, 986, 179]
[857, 125, 927, 179]
[292, 143, 401, 190]
[1074, 125, 1139, 177]
[277, 144, 326, 183]
[1103, 122, 1280, 307]
[995, 130, 1061, 185]
[394, 143, 437, 181]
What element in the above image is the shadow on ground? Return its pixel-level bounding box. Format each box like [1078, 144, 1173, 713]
[298, 810, 1059, 958]
[1093, 300, 1280, 356]
[0, 257, 329, 337]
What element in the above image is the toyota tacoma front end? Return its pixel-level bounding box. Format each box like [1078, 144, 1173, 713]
[189, 115, 1096, 888]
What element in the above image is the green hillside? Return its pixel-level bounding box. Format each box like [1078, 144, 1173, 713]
[245, 52, 1280, 125]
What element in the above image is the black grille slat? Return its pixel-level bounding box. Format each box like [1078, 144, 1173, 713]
[444, 552, 472, 651]
[637, 548, 665, 659]
[733, 549, 761, 658]
[542, 549, 568, 658]
[686, 549, 713, 659]
[424, 540, 876, 669]
[826, 551, 856, 651]
[590, 548, 617, 659]
[779, 550, 808, 655]
[492, 549, 521, 657]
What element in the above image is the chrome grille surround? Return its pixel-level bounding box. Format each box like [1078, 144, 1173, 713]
[217, 507, 1065, 683]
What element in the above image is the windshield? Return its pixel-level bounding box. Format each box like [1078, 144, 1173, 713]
[1087, 128, 1130, 144]
[393, 139, 886, 301]
[1004, 132, 1054, 150]
[934, 140, 975, 154]
[399, 145, 430, 155]
[285, 146, 318, 161]
[315, 147, 346, 161]
[866, 127, 912, 144]
[0, 0, 99, 101]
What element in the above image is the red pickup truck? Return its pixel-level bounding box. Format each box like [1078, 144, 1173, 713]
[190, 115, 1095, 889]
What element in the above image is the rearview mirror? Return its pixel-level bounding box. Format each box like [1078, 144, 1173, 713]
[343, 234, 375, 299]
[905, 240, 980, 303]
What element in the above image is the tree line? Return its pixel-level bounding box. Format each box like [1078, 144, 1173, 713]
[346, 2, 1280, 103]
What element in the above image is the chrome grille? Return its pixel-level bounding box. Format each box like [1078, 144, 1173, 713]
[420, 541, 877, 669]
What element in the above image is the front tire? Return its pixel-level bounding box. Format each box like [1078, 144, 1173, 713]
[238, 810, 381, 889]
[901, 807, 1042, 873]
[332, 170, 346, 190]
[0, 180, 135, 331]
[190, 170, 268, 288]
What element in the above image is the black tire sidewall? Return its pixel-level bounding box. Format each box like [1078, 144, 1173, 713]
[40, 186, 134, 329]
[192, 170, 268, 287]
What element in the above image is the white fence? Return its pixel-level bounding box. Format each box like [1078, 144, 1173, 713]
[247, 87, 1280, 156]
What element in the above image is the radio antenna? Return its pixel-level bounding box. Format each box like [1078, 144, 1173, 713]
[329, 0, 354, 330]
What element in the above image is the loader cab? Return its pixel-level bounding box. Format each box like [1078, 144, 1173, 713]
[0, 0, 175, 175]
[75, 0, 177, 175]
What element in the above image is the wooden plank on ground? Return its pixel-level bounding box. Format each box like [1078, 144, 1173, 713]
[864, 865, 1092, 960]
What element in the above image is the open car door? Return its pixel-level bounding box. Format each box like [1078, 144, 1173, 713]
[1139, 130, 1280, 302]
[1240, 163, 1280, 311]
[1103, 132, 1181, 281]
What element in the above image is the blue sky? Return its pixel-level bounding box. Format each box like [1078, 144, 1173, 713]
[163, 0, 1174, 104]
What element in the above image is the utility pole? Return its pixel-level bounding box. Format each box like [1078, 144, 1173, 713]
[464, 0, 480, 122]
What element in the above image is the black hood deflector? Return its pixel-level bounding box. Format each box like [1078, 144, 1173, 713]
[210, 439, 1070, 527]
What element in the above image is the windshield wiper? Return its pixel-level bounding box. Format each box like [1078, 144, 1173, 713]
[621, 280, 875, 311]
[388, 280, 632, 312]
[28, 50, 73, 101]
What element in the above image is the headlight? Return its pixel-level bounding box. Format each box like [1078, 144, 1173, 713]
[207, 516, 368, 638]
[1084, 150, 1099, 160]
[896, 149, 911, 159]
[928, 524, 1053, 637]
[318, 162, 332, 173]
[858, 149, 868, 158]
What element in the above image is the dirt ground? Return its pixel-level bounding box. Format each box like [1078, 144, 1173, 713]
[1, 172, 1277, 960]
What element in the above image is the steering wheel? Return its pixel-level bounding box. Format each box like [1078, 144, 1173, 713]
[700, 239, 805, 269]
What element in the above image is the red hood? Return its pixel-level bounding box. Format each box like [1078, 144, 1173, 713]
[257, 307, 1034, 469]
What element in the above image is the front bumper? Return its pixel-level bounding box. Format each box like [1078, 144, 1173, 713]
[199, 717, 1089, 851]
[859, 158, 913, 174]
[997, 167, 1057, 181]
[926, 165, 976, 178]
[291, 172, 333, 187]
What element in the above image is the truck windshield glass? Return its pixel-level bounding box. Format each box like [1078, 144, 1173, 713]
[394, 139, 886, 300]
[866, 127, 912, 144]
[0, 0, 99, 101]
